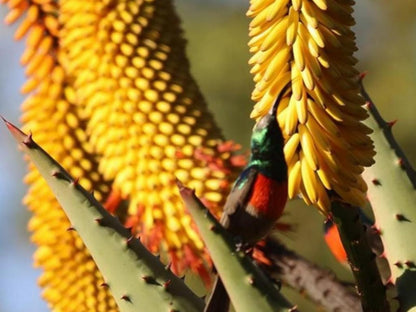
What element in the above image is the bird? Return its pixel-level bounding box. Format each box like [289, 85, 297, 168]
[205, 85, 289, 312]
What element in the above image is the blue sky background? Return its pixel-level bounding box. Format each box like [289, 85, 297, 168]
[0, 1, 415, 311]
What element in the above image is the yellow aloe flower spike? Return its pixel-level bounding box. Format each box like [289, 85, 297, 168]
[3, 0, 245, 309]
[58, 0, 244, 280]
[248, 0, 375, 213]
[3, 0, 118, 310]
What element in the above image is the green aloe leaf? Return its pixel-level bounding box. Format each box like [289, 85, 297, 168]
[2, 117, 204, 312]
[177, 180, 295, 312]
[360, 82, 416, 311]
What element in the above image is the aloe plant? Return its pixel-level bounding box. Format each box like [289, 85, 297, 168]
[1, 0, 416, 312]
[2, 118, 205, 312]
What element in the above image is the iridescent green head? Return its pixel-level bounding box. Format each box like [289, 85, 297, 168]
[249, 85, 288, 181]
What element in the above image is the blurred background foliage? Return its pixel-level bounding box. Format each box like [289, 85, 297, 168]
[0, 0, 415, 311]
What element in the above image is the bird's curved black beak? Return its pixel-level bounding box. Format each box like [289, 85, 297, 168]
[254, 83, 290, 131]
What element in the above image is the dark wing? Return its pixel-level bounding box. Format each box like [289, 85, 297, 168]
[204, 169, 257, 312]
[220, 166, 258, 228]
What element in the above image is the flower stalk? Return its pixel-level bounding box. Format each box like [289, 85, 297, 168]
[331, 201, 389, 311]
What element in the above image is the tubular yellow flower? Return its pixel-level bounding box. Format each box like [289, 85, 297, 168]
[58, 0, 243, 278]
[3, 0, 243, 310]
[248, 0, 375, 213]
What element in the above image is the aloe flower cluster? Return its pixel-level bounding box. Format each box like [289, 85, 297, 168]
[248, 0, 375, 213]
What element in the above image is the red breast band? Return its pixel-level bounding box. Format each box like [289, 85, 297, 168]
[248, 173, 288, 220]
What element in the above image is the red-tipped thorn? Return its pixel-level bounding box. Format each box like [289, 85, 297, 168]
[141, 275, 159, 285]
[372, 178, 382, 186]
[370, 225, 382, 235]
[385, 278, 394, 288]
[71, 177, 79, 186]
[1, 116, 28, 141]
[397, 158, 405, 169]
[387, 120, 397, 128]
[100, 282, 109, 288]
[175, 177, 195, 197]
[163, 279, 172, 289]
[94, 218, 104, 225]
[66, 226, 76, 231]
[395, 214, 411, 222]
[404, 261, 416, 268]
[1, 116, 15, 131]
[359, 71, 368, 81]
[51, 170, 66, 180]
[22, 131, 35, 147]
[209, 224, 218, 232]
[126, 236, 134, 246]
[364, 100, 373, 109]
[379, 251, 388, 259]
[394, 261, 403, 268]
[120, 294, 131, 302]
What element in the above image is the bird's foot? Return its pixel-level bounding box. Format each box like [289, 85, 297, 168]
[234, 238, 253, 253]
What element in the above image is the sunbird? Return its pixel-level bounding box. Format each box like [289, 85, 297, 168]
[205, 85, 289, 312]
